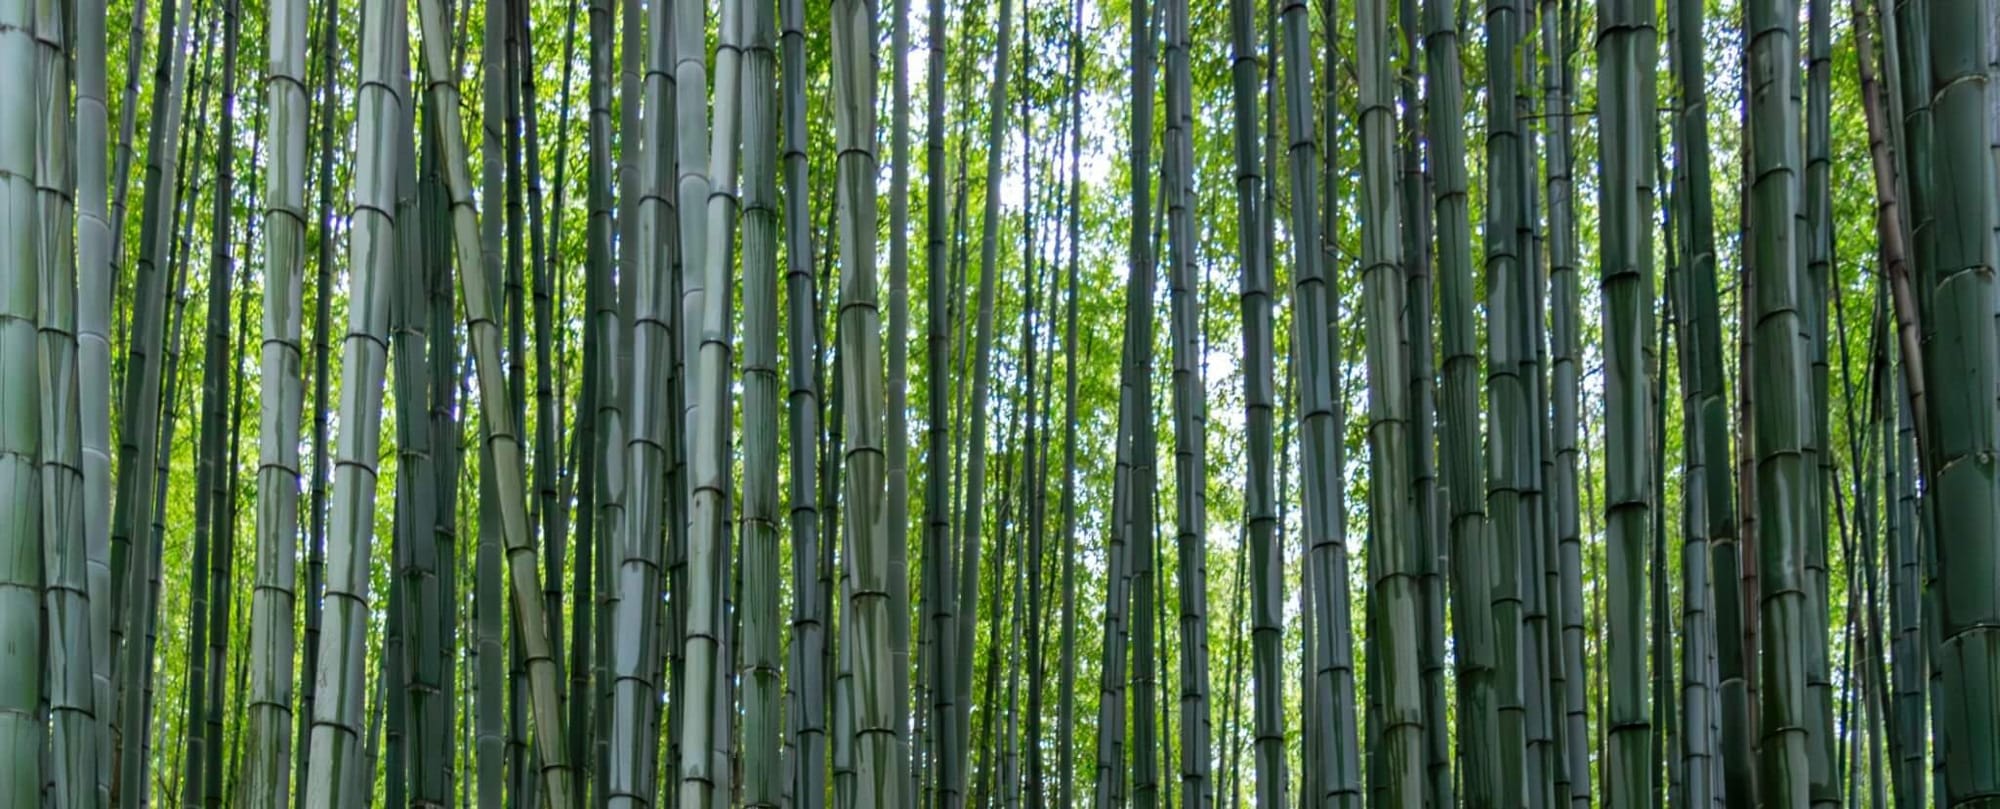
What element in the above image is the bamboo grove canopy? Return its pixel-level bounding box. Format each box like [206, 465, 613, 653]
[0, 0, 1995, 803]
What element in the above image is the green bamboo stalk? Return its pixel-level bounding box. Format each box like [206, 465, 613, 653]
[1541, 2, 1590, 805]
[243, 0, 309, 795]
[0, 0, 44, 793]
[297, 0, 337, 789]
[1596, 0, 1659, 803]
[1279, 0, 1362, 799]
[1744, 0, 1815, 803]
[1224, 0, 1287, 800]
[1357, 0, 1425, 804]
[33, 0, 93, 798]
[1161, 0, 1214, 802]
[179, 0, 241, 800]
[113, 0, 194, 799]
[1423, 0, 1498, 802]
[74, 0, 117, 795]
[887, 0, 916, 790]
[604, 0, 671, 788]
[409, 0, 579, 800]
[1092, 2, 1155, 802]
[298, 0, 403, 799]
[739, 0, 782, 799]
[923, 0, 958, 794]
[1802, 3, 1839, 803]
[782, 0, 828, 797]
[1920, 0, 2000, 803]
[952, 0, 1017, 798]
[675, 0, 748, 799]
[388, 61, 448, 808]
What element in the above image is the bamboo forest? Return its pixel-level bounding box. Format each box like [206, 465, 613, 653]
[4, 0, 2000, 798]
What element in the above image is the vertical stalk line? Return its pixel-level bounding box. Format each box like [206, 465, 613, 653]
[1917, 0, 2000, 801]
[952, 0, 1015, 797]
[738, 0, 782, 801]
[110, 0, 194, 799]
[1596, 0, 1659, 803]
[1279, 0, 1362, 798]
[674, 0, 746, 798]
[1660, 0, 1722, 804]
[1666, 0, 1751, 798]
[298, 0, 402, 800]
[244, 0, 308, 791]
[28, 0, 93, 795]
[1054, 0, 1085, 800]
[180, 0, 241, 800]
[605, 0, 668, 788]
[1160, 0, 1213, 802]
[1223, 0, 1288, 799]
[1395, 0, 1453, 799]
[1802, 1, 1840, 802]
[1541, 1, 1591, 804]
[922, 0, 959, 799]
[1356, 0, 1426, 804]
[297, 0, 339, 790]
[1092, 0, 1154, 802]
[1744, 0, 1815, 803]
[3, 0, 48, 796]
[1422, 0, 1498, 801]
[411, 0, 580, 800]
[887, 0, 915, 791]
[1483, 1, 1534, 805]
[781, 0, 826, 797]
[76, 0, 119, 794]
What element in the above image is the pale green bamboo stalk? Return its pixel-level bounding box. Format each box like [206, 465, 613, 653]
[0, 0, 44, 794]
[299, 0, 402, 800]
[675, 0, 747, 800]
[1357, 0, 1424, 802]
[1422, 0, 1498, 801]
[75, 0, 118, 798]
[33, 0, 93, 799]
[1279, 0, 1362, 799]
[1223, 0, 1286, 800]
[828, 0, 900, 796]
[922, 0, 957, 796]
[114, 0, 194, 800]
[408, 0, 578, 801]
[243, 0, 309, 796]
[605, 0, 669, 789]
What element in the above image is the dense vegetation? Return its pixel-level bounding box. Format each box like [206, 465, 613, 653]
[0, 0, 1994, 804]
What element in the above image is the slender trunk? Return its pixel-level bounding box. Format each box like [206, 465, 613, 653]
[75, 0, 119, 794]
[0, 0, 47, 793]
[1423, 0, 1498, 802]
[411, 0, 581, 797]
[782, 0, 827, 797]
[109, 0, 194, 798]
[1160, 0, 1213, 803]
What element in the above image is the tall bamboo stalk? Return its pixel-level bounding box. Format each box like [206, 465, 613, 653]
[410, 0, 579, 800]
[0, 0, 45, 793]
[1161, 0, 1214, 801]
[1920, 0, 2000, 803]
[1597, 0, 1658, 803]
